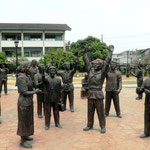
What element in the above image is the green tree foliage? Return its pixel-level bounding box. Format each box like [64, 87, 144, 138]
[71, 36, 109, 61]
[39, 36, 109, 72]
[39, 48, 76, 70]
[0, 52, 7, 64]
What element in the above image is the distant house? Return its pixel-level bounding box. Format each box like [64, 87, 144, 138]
[0, 23, 71, 60]
[112, 48, 150, 68]
[113, 51, 135, 65]
[136, 48, 150, 64]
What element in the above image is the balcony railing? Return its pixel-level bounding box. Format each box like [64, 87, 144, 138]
[1, 40, 64, 47]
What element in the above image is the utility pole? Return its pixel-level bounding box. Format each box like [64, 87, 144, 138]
[126, 51, 130, 77]
[101, 34, 103, 42]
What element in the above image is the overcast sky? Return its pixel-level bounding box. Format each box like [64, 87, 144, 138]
[0, 0, 150, 53]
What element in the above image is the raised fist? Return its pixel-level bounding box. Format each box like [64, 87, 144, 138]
[109, 45, 114, 52]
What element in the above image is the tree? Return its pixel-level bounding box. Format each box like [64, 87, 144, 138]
[39, 36, 109, 72]
[0, 52, 7, 64]
[39, 48, 76, 70]
[71, 36, 109, 61]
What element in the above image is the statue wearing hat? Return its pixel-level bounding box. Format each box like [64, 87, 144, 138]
[82, 45, 114, 133]
[105, 61, 122, 118]
[0, 63, 9, 97]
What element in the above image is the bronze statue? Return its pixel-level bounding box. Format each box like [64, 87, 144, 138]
[131, 63, 143, 100]
[57, 61, 77, 112]
[81, 74, 88, 99]
[105, 61, 122, 118]
[0, 63, 9, 97]
[34, 64, 46, 118]
[82, 45, 114, 133]
[140, 77, 150, 138]
[126, 64, 130, 77]
[17, 62, 41, 148]
[29, 59, 38, 86]
[147, 64, 150, 77]
[43, 66, 62, 130]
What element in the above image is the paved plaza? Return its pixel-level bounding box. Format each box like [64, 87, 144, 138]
[0, 88, 150, 150]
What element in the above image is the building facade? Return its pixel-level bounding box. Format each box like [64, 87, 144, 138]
[0, 23, 71, 60]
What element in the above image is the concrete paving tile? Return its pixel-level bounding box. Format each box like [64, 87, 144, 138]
[0, 88, 150, 150]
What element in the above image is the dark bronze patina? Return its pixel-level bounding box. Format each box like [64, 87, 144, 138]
[43, 66, 62, 130]
[140, 77, 150, 138]
[57, 61, 77, 112]
[105, 61, 122, 118]
[131, 63, 143, 100]
[0, 63, 9, 96]
[29, 59, 38, 86]
[34, 64, 46, 118]
[81, 74, 88, 99]
[82, 45, 114, 133]
[17, 61, 41, 148]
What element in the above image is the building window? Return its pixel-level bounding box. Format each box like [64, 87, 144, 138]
[2, 33, 21, 41]
[2, 47, 21, 57]
[45, 34, 62, 41]
[24, 51, 30, 57]
[24, 33, 42, 41]
[24, 47, 42, 57]
[55, 35, 62, 41]
[31, 51, 42, 57]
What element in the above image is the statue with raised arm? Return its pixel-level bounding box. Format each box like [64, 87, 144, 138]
[82, 45, 114, 133]
[43, 66, 62, 130]
[57, 60, 78, 112]
[131, 62, 143, 100]
[17, 62, 41, 148]
[140, 77, 150, 138]
[105, 61, 122, 118]
[0, 63, 9, 97]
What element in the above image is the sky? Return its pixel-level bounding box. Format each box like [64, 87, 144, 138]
[0, 0, 150, 53]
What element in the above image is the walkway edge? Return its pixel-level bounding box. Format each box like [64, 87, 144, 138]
[7, 84, 137, 90]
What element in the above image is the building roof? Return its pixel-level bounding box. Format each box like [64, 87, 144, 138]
[0, 23, 71, 31]
[136, 48, 150, 54]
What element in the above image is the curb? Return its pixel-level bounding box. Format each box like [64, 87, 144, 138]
[7, 84, 137, 90]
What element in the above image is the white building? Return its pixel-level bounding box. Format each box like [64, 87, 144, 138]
[112, 50, 138, 66]
[0, 23, 71, 60]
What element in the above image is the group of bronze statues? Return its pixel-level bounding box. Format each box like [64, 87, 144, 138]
[15, 59, 77, 148]
[0, 45, 150, 148]
[82, 45, 121, 133]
